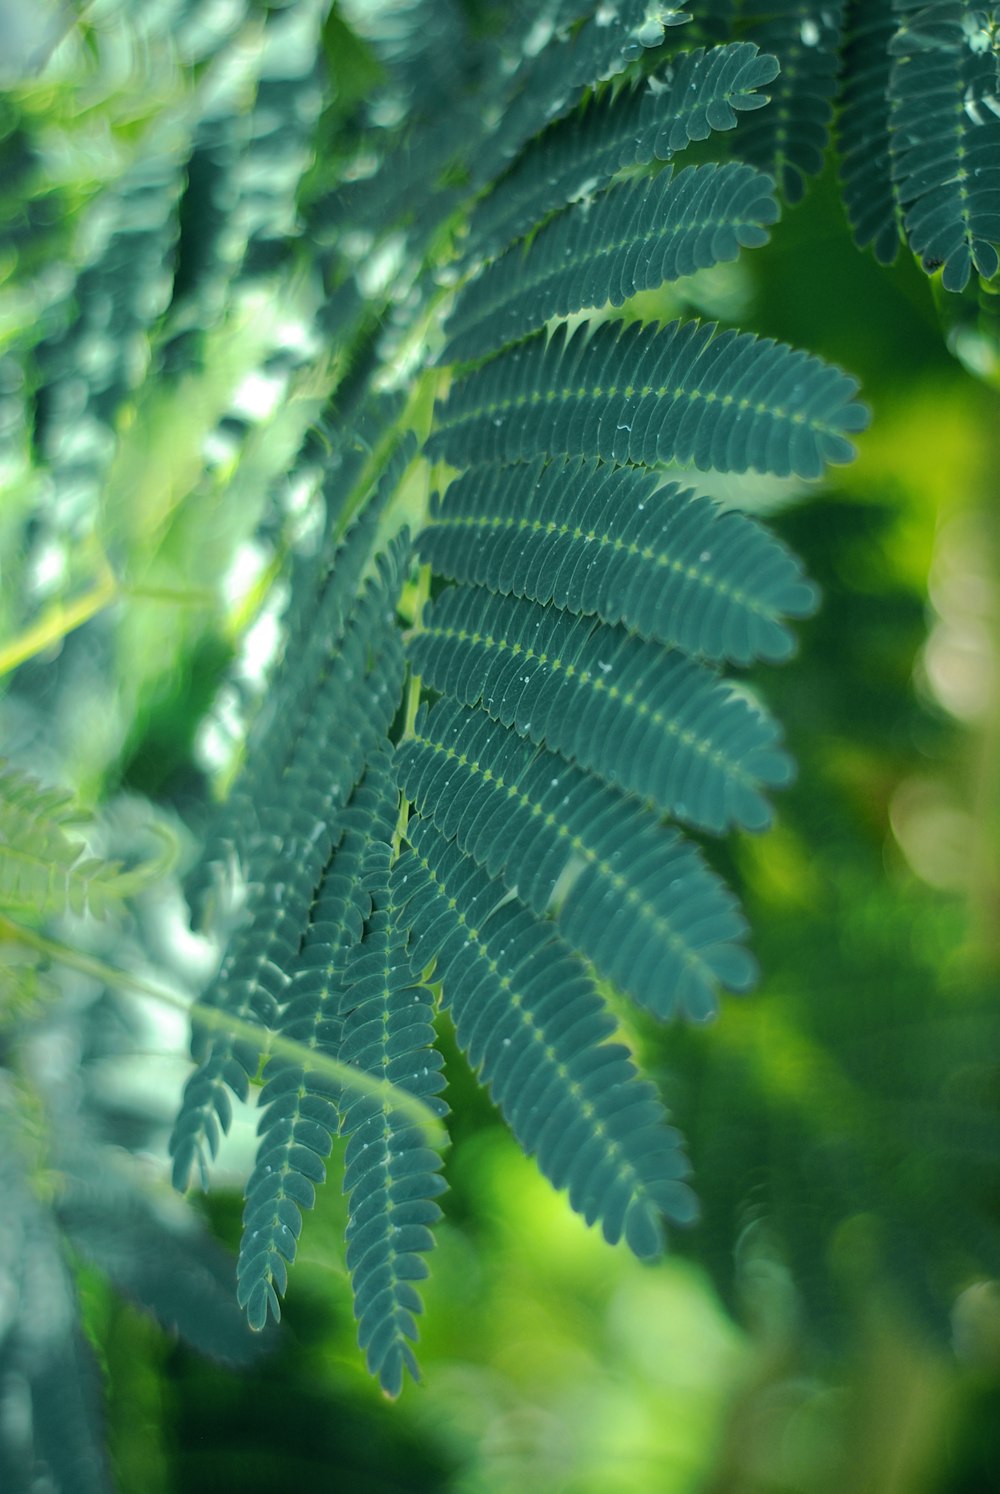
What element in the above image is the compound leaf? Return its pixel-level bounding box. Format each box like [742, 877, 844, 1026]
[445, 162, 779, 363]
[428, 317, 869, 479]
[396, 698, 755, 1023]
[417, 457, 817, 666]
[409, 584, 791, 831]
[395, 815, 697, 1255]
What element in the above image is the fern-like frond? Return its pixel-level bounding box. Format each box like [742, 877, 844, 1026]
[396, 699, 754, 1022]
[190, 443, 410, 918]
[889, 0, 1000, 289]
[170, 541, 410, 1191]
[735, 2, 847, 204]
[444, 161, 778, 363]
[837, 2, 902, 264]
[0, 764, 151, 921]
[427, 318, 868, 478]
[395, 814, 697, 1255]
[417, 458, 817, 665]
[322, 2, 688, 252]
[409, 585, 791, 831]
[236, 754, 399, 1333]
[471, 2, 695, 195]
[462, 42, 779, 263]
[336, 826, 447, 1398]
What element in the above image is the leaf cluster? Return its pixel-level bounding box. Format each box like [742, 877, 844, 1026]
[1, 1, 997, 1451]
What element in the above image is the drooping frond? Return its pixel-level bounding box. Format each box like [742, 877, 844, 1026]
[444, 162, 779, 362]
[470, 2, 695, 194]
[734, 2, 848, 203]
[10, 0, 990, 1421]
[428, 318, 869, 478]
[0, 764, 158, 921]
[394, 814, 697, 1255]
[189, 440, 412, 918]
[417, 458, 818, 665]
[888, 0, 1000, 290]
[236, 753, 400, 1333]
[336, 821, 447, 1398]
[461, 42, 780, 264]
[396, 698, 755, 1022]
[837, 2, 902, 265]
[408, 585, 791, 831]
[169, 539, 411, 1191]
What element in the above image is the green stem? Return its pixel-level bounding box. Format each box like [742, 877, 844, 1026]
[0, 915, 446, 1144]
[391, 564, 431, 861]
[0, 565, 118, 677]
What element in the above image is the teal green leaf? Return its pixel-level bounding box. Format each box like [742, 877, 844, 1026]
[188, 443, 411, 921]
[395, 699, 755, 1022]
[734, 2, 847, 204]
[170, 542, 410, 1193]
[427, 318, 869, 478]
[336, 823, 447, 1398]
[837, 3, 901, 264]
[463, 41, 779, 263]
[444, 162, 779, 363]
[889, 1, 1000, 290]
[395, 815, 697, 1255]
[417, 457, 818, 664]
[409, 584, 791, 832]
[471, 1, 694, 193]
[237, 753, 400, 1334]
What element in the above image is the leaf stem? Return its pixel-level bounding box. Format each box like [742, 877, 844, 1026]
[0, 564, 118, 677]
[0, 915, 446, 1145]
[392, 564, 431, 859]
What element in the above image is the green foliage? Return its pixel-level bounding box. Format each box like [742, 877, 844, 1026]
[396, 696, 755, 1018]
[0, 782, 265, 1494]
[170, 535, 411, 1192]
[0, 764, 149, 921]
[407, 585, 791, 831]
[395, 815, 697, 1253]
[335, 812, 447, 1396]
[134, 2, 882, 1397]
[459, 41, 781, 266]
[735, 1, 848, 203]
[0, 1107, 114, 1494]
[888, 0, 1000, 289]
[1, 3, 998, 1477]
[443, 160, 780, 361]
[735, 0, 1000, 292]
[428, 316, 867, 476]
[415, 457, 818, 664]
[838, 4, 902, 264]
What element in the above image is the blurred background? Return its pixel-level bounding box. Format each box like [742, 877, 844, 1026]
[2, 3, 1000, 1492]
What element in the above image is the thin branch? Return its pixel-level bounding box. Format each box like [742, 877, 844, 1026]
[0, 915, 447, 1145]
